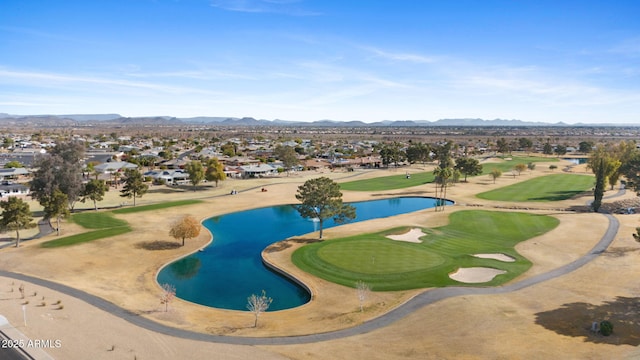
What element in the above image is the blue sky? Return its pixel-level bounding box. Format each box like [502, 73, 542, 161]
[1, 0, 639, 123]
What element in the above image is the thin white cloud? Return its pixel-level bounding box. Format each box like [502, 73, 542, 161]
[0, 68, 215, 95]
[363, 46, 438, 64]
[210, 0, 321, 16]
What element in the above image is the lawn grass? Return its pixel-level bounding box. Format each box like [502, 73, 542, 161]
[480, 156, 557, 175]
[40, 226, 132, 248]
[339, 156, 555, 191]
[340, 171, 435, 191]
[292, 210, 559, 290]
[476, 174, 594, 202]
[111, 199, 203, 214]
[71, 212, 129, 229]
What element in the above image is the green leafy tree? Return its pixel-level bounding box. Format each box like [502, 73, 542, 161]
[2, 137, 14, 149]
[518, 137, 533, 154]
[80, 179, 108, 210]
[543, 142, 553, 155]
[0, 197, 36, 247]
[406, 142, 430, 164]
[434, 141, 454, 169]
[496, 138, 510, 155]
[205, 158, 226, 187]
[588, 146, 621, 211]
[622, 151, 640, 195]
[3, 161, 23, 169]
[554, 144, 567, 157]
[578, 141, 594, 154]
[295, 177, 356, 239]
[185, 160, 205, 190]
[120, 168, 148, 206]
[30, 140, 84, 210]
[274, 145, 299, 175]
[490, 168, 502, 183]
[43, 189, 70, 236]
[379, 142, 406, 167]
[454, 157, 483, 182]
[527, 162, 536, 171]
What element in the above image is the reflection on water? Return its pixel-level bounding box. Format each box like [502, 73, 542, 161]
[169, 257, 202, 280]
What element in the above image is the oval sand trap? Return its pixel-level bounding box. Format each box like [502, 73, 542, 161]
[449, 267, 507, 283]
[386, 228, 425, 243]
[473, 253, 516, 262]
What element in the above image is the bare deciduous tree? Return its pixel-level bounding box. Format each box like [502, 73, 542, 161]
[247, 290, 272, 327]
[356, 280, 370, 312]
[160, 283, 176, 312]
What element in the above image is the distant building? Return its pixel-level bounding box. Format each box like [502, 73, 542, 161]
[0, 182, 30, 198]
[94, 161, 138, 174]
[0, 167, 30, 180]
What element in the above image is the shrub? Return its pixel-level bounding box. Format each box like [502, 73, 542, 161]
[600, 320, 613, 336]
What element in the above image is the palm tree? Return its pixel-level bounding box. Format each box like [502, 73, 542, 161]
[433, 167, 453, 211]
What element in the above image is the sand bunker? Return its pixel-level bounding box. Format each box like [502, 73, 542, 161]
[449, 267, 507, 283]
[473, 253, 516, 262]
[386, 228, 425, 243]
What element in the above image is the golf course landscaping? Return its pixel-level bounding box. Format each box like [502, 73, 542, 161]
[292, 210, 560, 290]
[476, 174, 594, 202]
[339, 156, 557, 191]
[40, 199, 203, 248]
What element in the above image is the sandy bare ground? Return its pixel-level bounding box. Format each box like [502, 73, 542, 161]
[385, 228, 425, 243]
[473, 253, 516, 262]
[1, 158, 640, 359]
[449, 267, 507, 283]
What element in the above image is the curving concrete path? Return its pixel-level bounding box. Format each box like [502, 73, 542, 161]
[0, 213, 619, 346]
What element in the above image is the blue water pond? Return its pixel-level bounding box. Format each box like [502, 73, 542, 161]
[157, 197, 450, 311]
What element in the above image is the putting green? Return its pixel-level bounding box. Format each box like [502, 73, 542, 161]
[318, 239, 445, 275]
[292, 210, 559, 290]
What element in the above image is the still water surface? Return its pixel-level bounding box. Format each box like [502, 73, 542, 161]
[157, 197, 449, 311]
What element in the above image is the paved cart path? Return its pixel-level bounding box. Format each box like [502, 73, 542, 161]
[0, 213, 619, 346]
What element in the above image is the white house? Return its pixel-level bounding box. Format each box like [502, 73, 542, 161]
[94, 161, 138, 174]
[239, 164, 277, 178]
[0, 183, 30, 198]
[144, 169, 189, 184]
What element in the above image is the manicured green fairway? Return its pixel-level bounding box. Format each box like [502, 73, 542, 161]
[339, 171, 435, 191]
[339, 156, 555, 191]
[480, 156, 556, 175]
[41, 226, 132, 248]
[112, 199, 203, 214]
[71, 212, 129, 229]
[476, 174, 594, 202]
[292, 210, 559, 290]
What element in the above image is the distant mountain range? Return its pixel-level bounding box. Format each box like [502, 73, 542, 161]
[0, 113, 636, 127]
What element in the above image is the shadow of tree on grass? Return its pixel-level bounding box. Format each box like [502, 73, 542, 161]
[136, 241, 182, 250]
[535, 296, 640, 345]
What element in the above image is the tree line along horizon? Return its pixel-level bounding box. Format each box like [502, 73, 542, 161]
[1, 138, 639, 248]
